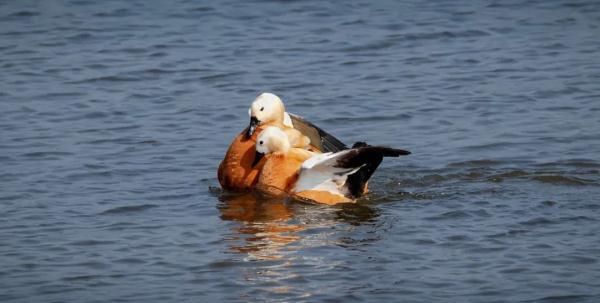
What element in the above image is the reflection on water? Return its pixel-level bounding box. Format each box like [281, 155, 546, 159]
[3, 0, 600, 300]
[217, 191, 381, 260]
[216, 191, 382, 300]
[218, 192, 303, 260]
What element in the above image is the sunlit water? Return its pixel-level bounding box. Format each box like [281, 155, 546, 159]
[1, 0, 600, 302]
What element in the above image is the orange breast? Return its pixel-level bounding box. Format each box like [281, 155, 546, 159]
[218, 129, 264, 191]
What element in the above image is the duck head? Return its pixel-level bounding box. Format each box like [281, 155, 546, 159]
[252, 126, 290, 167]
[246, 92, 286, 138]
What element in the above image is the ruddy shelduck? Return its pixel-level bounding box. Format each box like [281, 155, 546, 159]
[253, 127, 411, 205]
[218, 93, 347, 192]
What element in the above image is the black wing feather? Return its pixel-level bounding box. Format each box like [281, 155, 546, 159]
[336, 146, 411, 198]
[335, 147, 410, 168]
[288, 112, 411, 198]
[288, 113, 348, 152]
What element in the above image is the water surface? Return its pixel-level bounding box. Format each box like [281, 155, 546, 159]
[1, 0, 600, 302]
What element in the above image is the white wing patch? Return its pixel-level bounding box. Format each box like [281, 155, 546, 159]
[293, 151, 363, 197]
[283, 112, 294, 128]
[300, 152, 335, 170]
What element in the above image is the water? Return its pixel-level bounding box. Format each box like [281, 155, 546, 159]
[1, 0, 600, 302]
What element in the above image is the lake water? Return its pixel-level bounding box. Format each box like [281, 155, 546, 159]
[1, 0, 600, 302]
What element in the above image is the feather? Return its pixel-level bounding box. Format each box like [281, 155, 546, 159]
[293, 146, 410, 199]
[288, 113, 348, 153]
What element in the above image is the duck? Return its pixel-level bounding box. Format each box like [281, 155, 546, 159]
[218, 93, 347, 192]
[253, 127, 411, 205]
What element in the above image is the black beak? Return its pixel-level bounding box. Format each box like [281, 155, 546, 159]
[252, 151, 265, 167]
[245, 117, 260, 138]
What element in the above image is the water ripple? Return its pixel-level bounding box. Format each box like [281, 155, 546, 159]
[2, 0, 600, 302]
[100, 204, 159, 215]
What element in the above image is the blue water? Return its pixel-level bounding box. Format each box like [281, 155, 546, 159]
[1, 0, 600, 302]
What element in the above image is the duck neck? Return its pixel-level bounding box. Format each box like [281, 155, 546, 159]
[273, 102, 286, 126]
[273, 136, 290, 154]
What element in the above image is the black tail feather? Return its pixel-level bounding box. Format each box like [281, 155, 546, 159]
[377, 147, 411, 157]
[351, 142, 410, 156]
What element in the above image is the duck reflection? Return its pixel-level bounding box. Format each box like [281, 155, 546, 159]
[218, 192, 303, 260]
[217, 191, 381, 260]
[216, 190, 382, 299]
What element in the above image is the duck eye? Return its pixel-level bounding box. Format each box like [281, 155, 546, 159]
[259, 140, 263, 145]
[260, 107, 264, 111]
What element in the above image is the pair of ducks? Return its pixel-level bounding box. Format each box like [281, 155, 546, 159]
[218, 93, 410, 205]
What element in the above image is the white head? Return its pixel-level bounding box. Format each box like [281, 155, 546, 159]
[252, 126, 291, 167]
[246, 92, 286, 137]
[256, 126, 290, 155]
